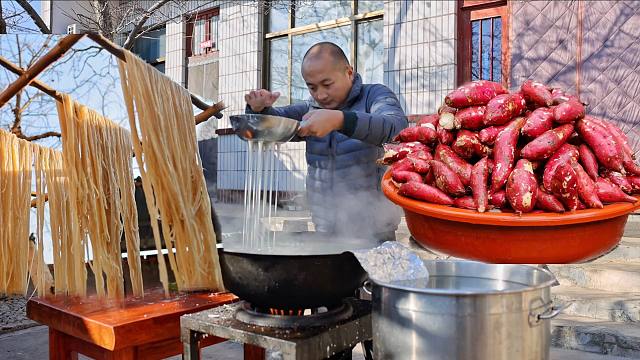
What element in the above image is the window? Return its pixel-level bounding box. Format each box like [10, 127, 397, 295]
[133, 28, 166, 72]
[457, 1, 509, 87]
[187, 8, 220, 57]
[265, 0, 383, 105]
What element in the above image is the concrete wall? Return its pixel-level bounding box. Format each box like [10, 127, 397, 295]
[510, 0, 640, 149]
[384, 0, 457, 115]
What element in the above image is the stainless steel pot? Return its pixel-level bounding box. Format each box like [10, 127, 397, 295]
[369, 260, 562, 360]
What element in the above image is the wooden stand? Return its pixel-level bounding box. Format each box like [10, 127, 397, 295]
[27, 289, 263, 359]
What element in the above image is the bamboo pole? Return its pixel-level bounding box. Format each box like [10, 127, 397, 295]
[0, 35, 84, 108]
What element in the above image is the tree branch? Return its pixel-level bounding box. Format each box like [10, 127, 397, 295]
[122, 0, 171, 50]
[15, 0, 51, 34]
[19, 131, 61, 141]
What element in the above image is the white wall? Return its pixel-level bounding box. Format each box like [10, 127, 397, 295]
[43, 0, 93, 34]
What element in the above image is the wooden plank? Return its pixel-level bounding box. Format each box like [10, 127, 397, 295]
[28, 289, 237, 351]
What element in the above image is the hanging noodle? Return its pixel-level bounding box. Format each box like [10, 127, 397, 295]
[39, 146, 87, 296]
[31, 144, 53, 296]
[0, 129, 33, 296]
[57, 94, 143, 298]
[118, 51, 223, 294]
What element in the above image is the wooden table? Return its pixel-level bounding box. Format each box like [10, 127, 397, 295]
[27, 289, 263, 359]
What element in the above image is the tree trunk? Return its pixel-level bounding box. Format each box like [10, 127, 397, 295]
[0, 0, 7, 34]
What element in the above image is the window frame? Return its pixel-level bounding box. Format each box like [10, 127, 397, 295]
[263, 1, 383, 105]
[457, 0, 510, 88]
[186, 7, 221, 58]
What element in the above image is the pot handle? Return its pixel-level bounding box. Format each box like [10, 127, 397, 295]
[529, 301, 570, 325]
[362, 280, 373, 295]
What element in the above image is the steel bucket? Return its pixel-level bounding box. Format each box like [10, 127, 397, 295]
[369, 260, 563, 360]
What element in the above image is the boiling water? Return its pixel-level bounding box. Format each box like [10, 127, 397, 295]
[242, 140, 280, 249]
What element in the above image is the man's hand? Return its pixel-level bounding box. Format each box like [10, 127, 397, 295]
[244, 90, 280, 112]
[298, 110, 344, 138]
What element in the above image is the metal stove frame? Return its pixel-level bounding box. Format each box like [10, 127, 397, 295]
[180, 298, 372, 360]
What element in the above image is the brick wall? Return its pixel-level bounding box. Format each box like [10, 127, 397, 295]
[510, 0, 640, 150]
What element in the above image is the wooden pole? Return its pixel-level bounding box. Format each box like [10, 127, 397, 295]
[0, 35, 84, 108]
[0, 55, 63, 102]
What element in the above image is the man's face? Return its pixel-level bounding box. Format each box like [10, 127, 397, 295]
[302, 56, 354, 110]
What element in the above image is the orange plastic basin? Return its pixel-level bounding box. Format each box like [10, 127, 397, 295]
[382, 171, 640, 263]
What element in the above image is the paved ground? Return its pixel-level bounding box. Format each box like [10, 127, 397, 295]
[1, 326, 627, 360]
[0, 295, 37, 335]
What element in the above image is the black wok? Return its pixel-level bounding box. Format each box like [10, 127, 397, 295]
[219, 233, 374, 309]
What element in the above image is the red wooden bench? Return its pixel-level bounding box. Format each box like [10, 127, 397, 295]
[27, 290, 265, 359]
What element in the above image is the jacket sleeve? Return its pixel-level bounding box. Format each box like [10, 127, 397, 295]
[340, 85, 408, 146]
[245, 102, 310, 121]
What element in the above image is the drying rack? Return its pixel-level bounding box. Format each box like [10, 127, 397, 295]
[0, 33, 225, 124]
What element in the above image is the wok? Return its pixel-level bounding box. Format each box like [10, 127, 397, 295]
[219, 232, 375, 309]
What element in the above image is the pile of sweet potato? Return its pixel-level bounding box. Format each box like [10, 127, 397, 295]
[381, 80, 640, 214]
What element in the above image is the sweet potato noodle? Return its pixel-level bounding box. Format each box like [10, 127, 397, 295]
[118, 50, 223, 295]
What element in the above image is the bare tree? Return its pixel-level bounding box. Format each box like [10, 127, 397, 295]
[0, 35, 125, 147]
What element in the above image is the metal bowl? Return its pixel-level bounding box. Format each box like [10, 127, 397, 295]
[229, 114, 300, 143]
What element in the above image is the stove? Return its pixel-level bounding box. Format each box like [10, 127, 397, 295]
[180, 298, 372, 360]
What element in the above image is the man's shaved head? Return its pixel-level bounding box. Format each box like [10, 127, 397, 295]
[302, 42, 350, 70]
[301, 42, 354, 110]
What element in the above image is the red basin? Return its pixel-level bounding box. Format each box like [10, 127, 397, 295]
[382, 171, 640, 263]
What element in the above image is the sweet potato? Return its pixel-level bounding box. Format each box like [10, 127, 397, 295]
[392, 170, 423, 184]
[549, 163, 580, 210]
[578, 144, 599, 180]
[399, 182, 455, 205]
[379, 142, 431, 164]
[576, 117, 625, 172]
[592, 118, 640, 175]
[452, 130, 491, 159]
[430, 160, 467, 197]
[572, 163, 603, 209]
[471, 157, 490, 213]
[424, 168, 435, 186]
[536, 188, 565, 213]
[542, 143, 579, 191]
[602, 170, 633, 194]
[434, 144, 473, 186]
[438, 104, 458, 115]
[488, 190, 508, 208]
[491, 117, 526, 191]
[628, 176, 640, 194]
[454, 106, 486, 130]
[595, 178, 637, 203]
[506, 159, 538, 213]
[405, 154, 431, 174]
[483, 93, 527, 126]
[553, 100, 585, 124]
[521, 80, 553, 107]
[567, 132, 582, 146]
[444, 80, 508, 108]
[437, 125, 455, 145]
[551, 88, 581, 105]
[454, 196, 477, 210]
[520, 124, 574, 160]
[390, 157, 414, 172]
[438, 111, 457, 130]
[395, 125, 438, 144]
[416, 114, 440, 127]
[479, 124, 508, 145]
[521, 108, 554, 138]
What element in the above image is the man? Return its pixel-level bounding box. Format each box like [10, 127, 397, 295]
[245, 42, 407, 243]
